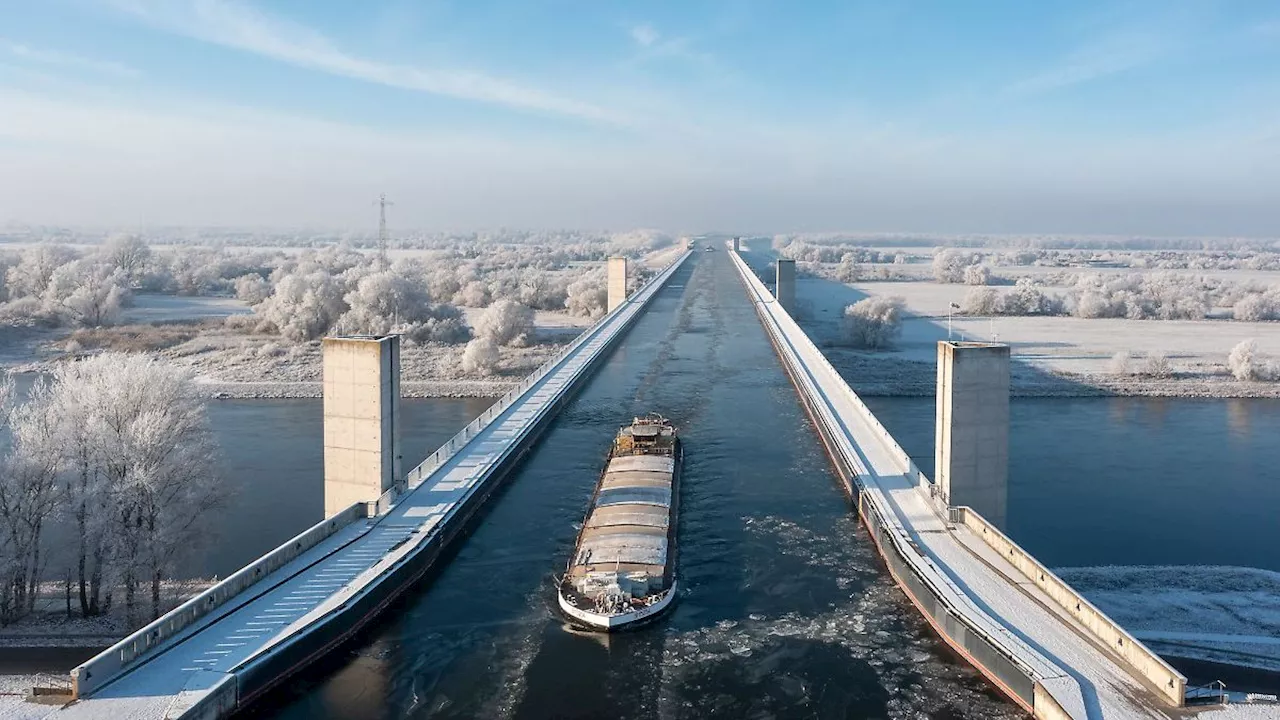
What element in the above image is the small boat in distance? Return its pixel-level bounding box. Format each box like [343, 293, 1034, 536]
[558, 414, 682, 631]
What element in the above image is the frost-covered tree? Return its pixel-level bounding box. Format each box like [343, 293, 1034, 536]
[455, 280, 491, 308]
[475, 299, 534, 347]
[0, 375, 62, 622]
[963, 264, 992, 286]
[841, 297, 905, 349]
[1136, 353, 1172, 378]
[1227, 339, 1279, 381]
[961, 287, 1001, 315]
[1002, 278, 1064, 315]
[254, 270, 346, 341]
[50, 354, 223, 622]
[335, 269, 469, 344]
[932, 249, 976, 283]
[1233, 291, 1280, 322]
[461, 337, 500, 376]
[36, 260, 131, 327]
[834, 254, 863, 283]
[102, 234, 151, 284]
[233, 274, 272, 305]
[1068, 273, 1209, 320]
[4, 245, 77, 300]
[564, 270, 608, 318]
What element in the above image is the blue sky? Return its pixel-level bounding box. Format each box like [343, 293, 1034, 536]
[1, 0, 1278, 234]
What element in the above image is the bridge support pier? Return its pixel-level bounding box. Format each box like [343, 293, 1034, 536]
[608, 257, 628, 312]
[323, 334, 401, 518]
[775, 258, 796, 313]
[732, 236, 740, 252]
[935, 341, 1009, 529]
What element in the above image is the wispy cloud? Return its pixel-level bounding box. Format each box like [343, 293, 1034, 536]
[0, 39, 139, 78]
[622, 21, 720, 77]
[1005, 29, 1173, 96]
[630, 24, 659, 48]
[104, 0, 621, 123]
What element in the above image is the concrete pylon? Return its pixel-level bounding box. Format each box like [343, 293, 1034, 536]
[935, 341, 1009, 529]
[775, 258, 796, 313]
[323, 334, 401, 518]
[607, 257, 628, 312]
[732, 237, 741, 252]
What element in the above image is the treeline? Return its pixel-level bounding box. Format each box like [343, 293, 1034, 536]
[768, 233, 1280, 252]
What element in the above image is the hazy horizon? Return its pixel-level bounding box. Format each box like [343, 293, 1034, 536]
[2, 0, 1279, 235]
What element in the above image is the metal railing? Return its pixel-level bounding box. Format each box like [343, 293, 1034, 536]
[402, 249, 693, 494]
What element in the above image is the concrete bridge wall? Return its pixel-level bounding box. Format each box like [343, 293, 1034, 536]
[952, 506, 1186, 706]
[71, 502, 368, 698]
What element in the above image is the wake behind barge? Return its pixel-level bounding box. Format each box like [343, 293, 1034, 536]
[558, 414, 682, 631]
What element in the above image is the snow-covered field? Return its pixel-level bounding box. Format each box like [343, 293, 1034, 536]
[789, 274, 1280, 398]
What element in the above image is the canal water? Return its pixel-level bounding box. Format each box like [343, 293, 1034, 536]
[249, 251, 1024, 718]
[861, 396, 1280, 573]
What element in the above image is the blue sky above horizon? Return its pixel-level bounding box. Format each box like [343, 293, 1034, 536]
[1, 0, 1278, 235]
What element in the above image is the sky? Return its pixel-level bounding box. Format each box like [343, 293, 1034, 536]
[1, 0, 1278, 235]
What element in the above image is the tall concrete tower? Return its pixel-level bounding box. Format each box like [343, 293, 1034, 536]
[607, 257, 628, 312]
[732, 237, 741, 252]
[323, 335, 401, 518]
[935, 341, 1009, 529]
[775, 258, 796, 314]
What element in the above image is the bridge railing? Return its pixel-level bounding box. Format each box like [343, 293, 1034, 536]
[951, 506, 1187, 706]
[403, 250, 691, 492]
[71, 501, 369, 698]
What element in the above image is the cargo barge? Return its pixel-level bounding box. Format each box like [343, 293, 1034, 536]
[558, 414, 681, 630]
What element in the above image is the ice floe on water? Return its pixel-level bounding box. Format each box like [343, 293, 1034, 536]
[654, 514, 1024, 719]
[1059, 565, 1280, 671]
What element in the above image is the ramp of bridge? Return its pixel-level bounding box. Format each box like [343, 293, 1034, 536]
[54, 250, 692, 720]
[728, 246, 1184, 720]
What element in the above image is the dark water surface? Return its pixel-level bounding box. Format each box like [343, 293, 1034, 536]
[203, 396, 494, 578]
[862, 396, 1280, 573]
[248, 251, 1022, 719]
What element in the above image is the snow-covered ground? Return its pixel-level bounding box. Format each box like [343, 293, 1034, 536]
[789, 274, 1280, 398]
[1060, 566, 1280, 674]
